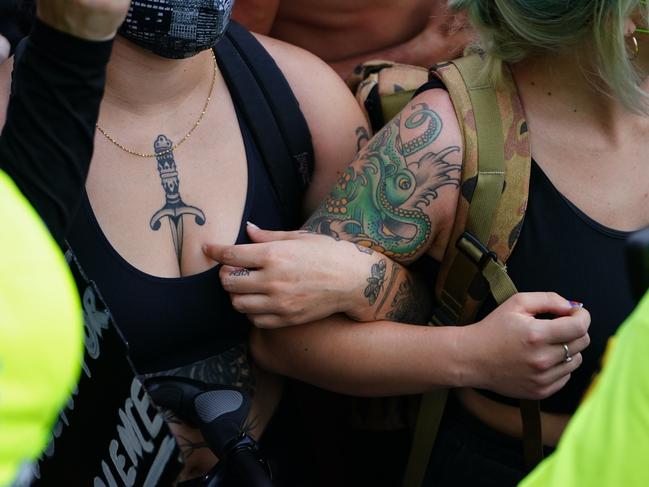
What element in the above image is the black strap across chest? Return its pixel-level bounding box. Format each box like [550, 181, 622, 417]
[215, 22, 314, 229]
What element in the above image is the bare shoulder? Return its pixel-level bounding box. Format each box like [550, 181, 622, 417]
[253, 33, 351, 103]
[402, 87, 463, 260]
[254, 33, 369, 213]
[0, 57, 14, 130]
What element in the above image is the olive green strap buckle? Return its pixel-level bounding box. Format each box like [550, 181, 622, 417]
[456, 231, 499, 271]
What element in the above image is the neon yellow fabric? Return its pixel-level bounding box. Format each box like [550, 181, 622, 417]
[0, 170, 83, 486]
[520, 292, 649, 487]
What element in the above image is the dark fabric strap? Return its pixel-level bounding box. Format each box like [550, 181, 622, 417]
[215, 22, 314, 229]
[402, 390, 448, 487]
[520, 399, 544, 470]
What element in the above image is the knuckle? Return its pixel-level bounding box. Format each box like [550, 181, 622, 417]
[231, 295, 245, 312]
[546, 291, 561, 303]
[575, 313, 590, 336]
[573, 322, 588, 338]
[252, 318, 271, 329]
[531, 356, 551, 372]
[524, 326, 545, 347]
[222, 248, 237, 262]
[276, 300, 291, 315]
[510, 293, 525, 308]
[570, 353, 583, 369]
[265, 280, 282, 296]
[264, 246, 284, 264]
[531, 375, 547, 389]
[284, 314, 299, 327]
[257, 317, 280, 330]
[263, 246, 276, 262]
[579, 315, 591, 335]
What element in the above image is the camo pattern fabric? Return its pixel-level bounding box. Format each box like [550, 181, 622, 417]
[432, 56, 531, 324]
[354, 60, 430, 129]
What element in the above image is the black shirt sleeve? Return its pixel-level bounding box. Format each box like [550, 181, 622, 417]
[0, 18, 113, 245]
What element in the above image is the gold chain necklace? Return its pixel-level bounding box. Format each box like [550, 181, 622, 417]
[96, 50, 218, 158]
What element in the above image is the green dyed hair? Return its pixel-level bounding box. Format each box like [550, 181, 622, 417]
[450, 0, 649, 113]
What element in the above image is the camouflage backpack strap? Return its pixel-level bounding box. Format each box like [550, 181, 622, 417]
[431, 55, 531, 324]
[402, 54, 534, 487]
[353, 60, 430, 133]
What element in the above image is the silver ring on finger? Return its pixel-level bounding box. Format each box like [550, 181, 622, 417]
[562, 343, 573, 363]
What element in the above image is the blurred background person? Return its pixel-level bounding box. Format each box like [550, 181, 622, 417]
[233, 0, 473, 82]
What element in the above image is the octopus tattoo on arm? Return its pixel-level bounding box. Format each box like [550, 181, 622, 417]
[304, 103, 461, 261]
[304, 103, 461, 320]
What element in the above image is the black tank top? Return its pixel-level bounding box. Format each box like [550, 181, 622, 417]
[477, 161, 635, 413]
[67, 106, 285, 374]
[415, 80, 635, 414]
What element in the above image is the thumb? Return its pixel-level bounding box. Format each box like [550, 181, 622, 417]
[246, 222, 297, 243]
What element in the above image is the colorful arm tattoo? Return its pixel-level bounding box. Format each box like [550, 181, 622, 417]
[304, 103, 460, 262]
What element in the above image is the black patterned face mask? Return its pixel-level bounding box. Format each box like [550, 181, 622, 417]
[119, 0, 235, 59]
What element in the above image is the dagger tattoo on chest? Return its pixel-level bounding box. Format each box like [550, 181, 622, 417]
[150, 134, 206, 267]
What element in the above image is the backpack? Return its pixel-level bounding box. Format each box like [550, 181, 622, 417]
[354, 55, 537, 487]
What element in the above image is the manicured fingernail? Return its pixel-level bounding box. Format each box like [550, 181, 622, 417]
[569, 301, 584, 308]
[247, 221, 259, 229]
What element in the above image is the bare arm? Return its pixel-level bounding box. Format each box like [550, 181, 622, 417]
[205, 88, 461, 326]
[251, 294, 591, 400]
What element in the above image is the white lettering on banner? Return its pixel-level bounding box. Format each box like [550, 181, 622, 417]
[110, 439, 136, 486]
[93, 377, 176, 486]
[131, 380, 164, 438]
[29, 271, 178, 485]
[83, 286, 111, 369]
[143, 436, 178, 487]
[31, 284, 107, 479]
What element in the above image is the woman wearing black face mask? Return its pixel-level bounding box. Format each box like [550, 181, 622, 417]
[0, 0, 370, 483]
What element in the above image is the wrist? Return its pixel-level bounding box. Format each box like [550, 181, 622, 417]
[36, 5, 121, 43]
[452, 324, 483, 389]
[29, 18, 114, 67]
[342, 250, 387, 321]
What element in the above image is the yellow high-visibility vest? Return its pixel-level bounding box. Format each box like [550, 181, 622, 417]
[521, 292, 649, 487]
[0, 170, 83, 486]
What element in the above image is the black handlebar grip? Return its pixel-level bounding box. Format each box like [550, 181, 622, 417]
[229, 447, 274, 487]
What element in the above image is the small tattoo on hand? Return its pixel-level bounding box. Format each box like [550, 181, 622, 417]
[230, 268, 251, 277]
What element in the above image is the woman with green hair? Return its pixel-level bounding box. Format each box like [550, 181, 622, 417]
[208, 0, 649, 484]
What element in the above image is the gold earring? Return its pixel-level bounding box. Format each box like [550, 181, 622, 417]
[629, 35, 640, 59]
